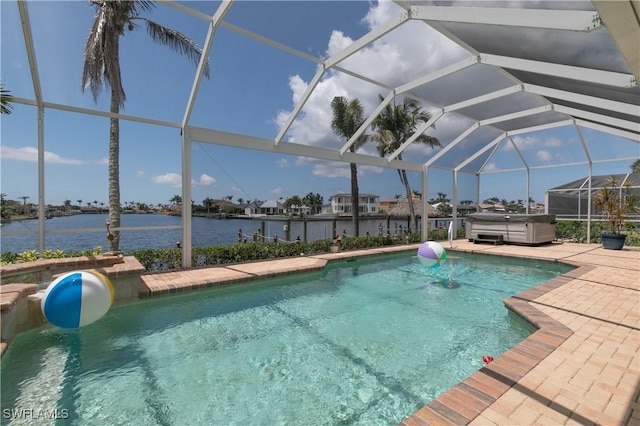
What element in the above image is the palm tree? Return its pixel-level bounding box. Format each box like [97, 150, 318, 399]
[170, 195, 182, 205]
[330, 96, 367, 236]
[82, 0, 210, 252]
[302, 192, 323, 214]
[371, 95, 442, 231]
[632, 159, 640, 173]
[284, 195, 303, 214]
[19, 195, 30, 216]
[1, 83, 14, 115]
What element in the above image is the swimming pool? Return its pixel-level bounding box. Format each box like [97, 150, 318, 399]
[1, 252, 573, 425]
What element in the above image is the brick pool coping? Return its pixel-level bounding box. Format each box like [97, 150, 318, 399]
[407, 240, 640, 426]
[139, 244, 419, 297]
[399, 266, 589, 425]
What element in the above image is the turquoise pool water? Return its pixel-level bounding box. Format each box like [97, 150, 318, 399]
[1, 252, 573, 425]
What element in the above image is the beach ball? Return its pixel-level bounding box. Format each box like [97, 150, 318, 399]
[417, 241, 447, 268]
[41, 271, 114, 329]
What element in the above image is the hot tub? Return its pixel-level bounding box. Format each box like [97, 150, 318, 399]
[465, 213, 556, 245]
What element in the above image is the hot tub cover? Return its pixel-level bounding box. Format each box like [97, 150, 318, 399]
[466, 213, 556, 224]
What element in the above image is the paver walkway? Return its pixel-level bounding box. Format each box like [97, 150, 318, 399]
[141, 240, 639, 425]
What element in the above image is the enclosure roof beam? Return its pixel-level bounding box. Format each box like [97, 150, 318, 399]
[481, 54, 637, 88]
[573, 121, 593, 165]
[276, 10, 409, 147]
[396, 56, 478, 95]
[507, 136, 529, 171]
[444, 85, 522, 113]
[8, 97, 182, 128]
[190, 126, 423, 172]
[553, 105, 640, 133]
[324, 10, 409, 69]
[575, 120, 640, 142]
[17, 1, 42, 104]
[181, 0, 234, 128]
[424, 123, 479, 168]
[163, 2, 398, 92]
[410, 5, 601, 32]
[524, 84, 639, 117]
[274, 66, 325, 146]
[479, 105, 552, 127]
[593, 0, 640, 81]
[454, 133, 505, 173]
[506, 120, 574, 136]
[388, 110, 444, 161]
[478, 136, 506, 174]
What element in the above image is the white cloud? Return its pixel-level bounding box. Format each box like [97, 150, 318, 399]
[269, 186, 284, 196]
[508, 135, 564, 151]
[295, 157, 384, 179]
[198, 174, 216, 186]
[151, 173, 216, 187]
[536, 150, 553, 162]
[136, 170, 145, 177]
[151, 172, 182, 187]
[275, 158, 289, 168]
[484, 162, 499, 172]
[0, 145, 107, 165]
[312, 163, 350, 178]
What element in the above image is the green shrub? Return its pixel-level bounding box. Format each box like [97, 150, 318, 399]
[554, 220, 639, 246]
[129, 234, 423, 273]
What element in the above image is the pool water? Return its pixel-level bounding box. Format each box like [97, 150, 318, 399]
[1, 252, 573, 425]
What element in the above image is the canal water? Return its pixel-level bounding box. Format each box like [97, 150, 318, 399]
[1, 214, 455, 254]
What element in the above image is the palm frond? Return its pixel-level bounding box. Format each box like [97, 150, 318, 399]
[1, 83, 14, 114]
[82, 1, 128, 107]
[416, 134, 443, 148]
[145, 19, 211, 79]
[330, 96, 349, 138]
[330, 96, 366, 149]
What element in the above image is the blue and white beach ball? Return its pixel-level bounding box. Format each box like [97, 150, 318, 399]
[41, 271, 114, 329]
[417, 241, 447, 268]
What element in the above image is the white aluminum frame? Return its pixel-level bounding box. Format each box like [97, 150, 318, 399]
[8, 0, 639, 262]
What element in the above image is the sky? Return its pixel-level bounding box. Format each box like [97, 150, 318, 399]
[1, 0, 638, 208]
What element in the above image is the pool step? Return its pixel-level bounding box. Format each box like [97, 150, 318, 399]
[0, 284, 44, 357]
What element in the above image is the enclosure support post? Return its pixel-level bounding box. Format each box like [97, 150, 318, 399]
[587, 164, 593, 244]
[37, 105, 45, 254]
[181, 128, 192, 268]
[452, 170, 458, 239]
[526, 169, 530, 214]
[422, 165, 429, 241]
[575, 123, 593, 244]
[476, 174, 481, 212]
